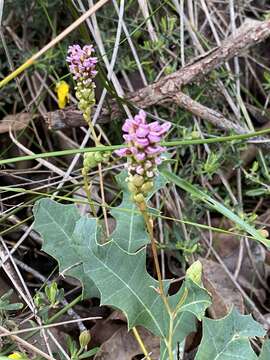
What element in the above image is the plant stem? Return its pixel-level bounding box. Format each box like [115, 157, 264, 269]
[132, 327, 152, 360]
[167, 315, 174, 360]
[83, 174, 97, 216]
[139, 201, 184, 360]
[85, 116, 110, 237]
[139, 201, 171, 315]
[2, 127, 270, 166]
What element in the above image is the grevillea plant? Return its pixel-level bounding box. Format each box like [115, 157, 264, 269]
[32, 44, 270, 359]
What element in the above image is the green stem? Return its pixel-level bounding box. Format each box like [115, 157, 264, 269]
[83, 172, 97, 216]
[139, 201, 174, 359]
[132, 327, 152, 360]
[139, 201, 171, 314]
[1, 127, 270, 166]
[167, 314, 174, 360]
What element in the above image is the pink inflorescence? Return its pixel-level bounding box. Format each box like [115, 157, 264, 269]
[115, 110, 171, 199]
[66, 44, 98, 85]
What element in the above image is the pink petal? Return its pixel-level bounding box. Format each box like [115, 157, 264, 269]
[135, 137, 149, 147]
[136, 126, 149, 138]
[114, 148, 129, 157]
[122, 119, 133, 132]
[130, 147, 138, 155]
[138, 110, 146, 121]
[158, 122, 171, 135]
[146, 145, 165, 155]
[123, 134, 134, 142]
[136, 166, 144, 175]
[149, 122, 161, 132]
[148, 133, 161, 143]
[135, 152, 146, 161]
[155, 157, 162, 165]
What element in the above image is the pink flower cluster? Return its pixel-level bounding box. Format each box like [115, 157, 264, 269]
[115, 110, 171, 179]
[66, 45, 97, 85]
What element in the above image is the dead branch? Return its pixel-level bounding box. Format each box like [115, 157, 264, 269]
[45, 18, 270, 139]
[128, 18, 270, 108]
[45, 105, 111, 130]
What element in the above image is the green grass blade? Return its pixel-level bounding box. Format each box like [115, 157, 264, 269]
[161, 169, 270, 248]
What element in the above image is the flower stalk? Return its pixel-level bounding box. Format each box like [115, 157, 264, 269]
[67, 44, 110, 235]
[115, 110, 175, 359]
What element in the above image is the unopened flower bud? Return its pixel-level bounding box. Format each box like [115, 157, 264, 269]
[133, 193, 145, 203]
[191, 131, 200, 139]
[141, 181, 154, 193]
[128, 182, 137, 193]
[94, 152, 103, 162]
[146, 170, 154, 178]
[79, 330, 91, 348]
[132, 175, 145, 187]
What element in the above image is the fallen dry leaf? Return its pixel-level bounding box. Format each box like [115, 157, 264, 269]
[201, 258, 244, 318]
[94, 325, 160, 360]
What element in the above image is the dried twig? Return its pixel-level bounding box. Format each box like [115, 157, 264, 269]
[0, 325, 56, 360]
[46, 19, 270, 139]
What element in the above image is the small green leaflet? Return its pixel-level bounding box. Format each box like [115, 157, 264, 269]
[195, 308, 266, 360]
[33, 199, 99, 298]
[161, 170, 270, 248]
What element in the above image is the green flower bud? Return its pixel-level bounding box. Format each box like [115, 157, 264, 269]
[141, 181, 154, 193]
[191, 131, 200, 139]
[134, 193, 145, 203]
[186, 260, 202, 285]
[83, 153, 95, 167]
[132, 175, 144, 187]
[81, 88, 92, 98]
[94, 152, 103, 162]
[128, 182, 137, 193]
[79, 330, 91, 348]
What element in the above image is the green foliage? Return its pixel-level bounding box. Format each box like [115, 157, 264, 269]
[34, 281, 65, 321]
[0, 290, 23, 314]
[161, 169, 270, 248]
[33, 198, 211, 354]
[195, 308, 265, 360]
[33, 199, 99, 298]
